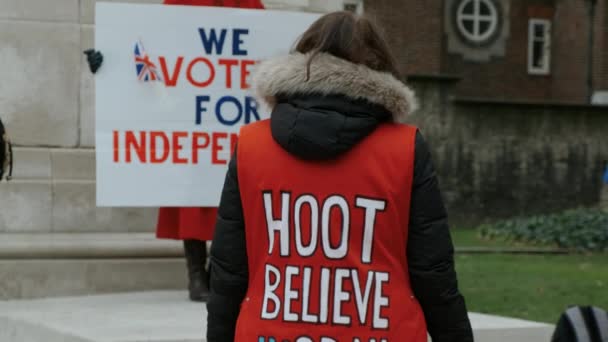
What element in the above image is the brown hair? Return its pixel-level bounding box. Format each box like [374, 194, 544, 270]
[294, 11, 400, 80]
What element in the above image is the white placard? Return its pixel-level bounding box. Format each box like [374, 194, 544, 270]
[95, 3, 320, 206]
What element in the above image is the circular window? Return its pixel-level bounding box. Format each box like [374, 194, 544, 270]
[456, 0, 499, 43]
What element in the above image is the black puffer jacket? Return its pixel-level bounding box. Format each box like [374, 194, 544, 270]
[207, 52, 473, 342]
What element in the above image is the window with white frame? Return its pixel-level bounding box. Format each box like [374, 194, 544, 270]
[528, 19, 551, 75]
[456, 0, 499, 44]
[343, 0, 363, 14]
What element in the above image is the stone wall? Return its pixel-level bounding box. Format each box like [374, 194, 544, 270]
[0, 0, 340, 233]
[0, 0, 166, 233]
[407, 76, 608, 227]
[1, 0, 606, 233]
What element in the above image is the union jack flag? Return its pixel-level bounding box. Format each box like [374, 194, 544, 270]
[134, 40, 163, 82]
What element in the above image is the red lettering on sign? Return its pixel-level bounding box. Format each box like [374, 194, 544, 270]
[113, 130, 119, 162]
[240, 59, 256, 89]
[150, 131, 170, 163]
[172, 132, 189, 164]
[114, 131, 236, 165]
[212, 132, 228, 165]
[125, 131, 146, 163]
[158, 56, 184, 87]
[187, 57, 215, 88]
[218, 59, 239, 89]
[192, 132, 210, 164]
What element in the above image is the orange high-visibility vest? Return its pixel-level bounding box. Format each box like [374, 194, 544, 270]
[234, 119, 427, 342]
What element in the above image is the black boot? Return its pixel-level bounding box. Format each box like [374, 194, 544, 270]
[183, 240, 209, 302]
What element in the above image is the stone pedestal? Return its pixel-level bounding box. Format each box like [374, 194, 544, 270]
[0, 292, 555, 342]
[0, 147, 157, 233]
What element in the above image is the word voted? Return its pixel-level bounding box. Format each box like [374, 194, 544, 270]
[156, 28, 255, 89]
[159, 57, 255, 89]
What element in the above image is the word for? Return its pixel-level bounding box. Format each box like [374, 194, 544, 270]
[195, 95, 260, 126]
[112, 130, 237, 165]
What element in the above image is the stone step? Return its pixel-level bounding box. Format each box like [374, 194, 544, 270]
[1, 147, 157, 233]
[0, 258, 187, 300]
[0, 291, 555, 342]
[0, 233, 188, 300]
[0, 180, 157, 234]
[10, 147, 95, 181]
[0, 258, 187, 301]
[0, 233, 183, 259]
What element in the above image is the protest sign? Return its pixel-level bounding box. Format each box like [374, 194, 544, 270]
[95, 3, 320, 206]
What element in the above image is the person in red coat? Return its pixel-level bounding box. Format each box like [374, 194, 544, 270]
[159, 0, 264, 302]
[84, 0, 265, 302]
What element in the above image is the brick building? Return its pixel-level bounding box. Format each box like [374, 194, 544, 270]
[364, 0, 608, 104]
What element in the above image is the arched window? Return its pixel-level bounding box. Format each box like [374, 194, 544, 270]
[456, 0, 499, 43]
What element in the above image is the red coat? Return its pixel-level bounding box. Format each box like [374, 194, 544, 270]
[156, 0, 264, 241]
[234, 120, 427, 340]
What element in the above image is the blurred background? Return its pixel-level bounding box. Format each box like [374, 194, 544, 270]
[0, 0, 606, 336]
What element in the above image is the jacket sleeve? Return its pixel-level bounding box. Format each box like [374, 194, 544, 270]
[207, 149, 248, 342]
[407, 132, 474, 342]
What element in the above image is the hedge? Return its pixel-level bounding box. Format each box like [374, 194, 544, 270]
[479, 208, 608, 252]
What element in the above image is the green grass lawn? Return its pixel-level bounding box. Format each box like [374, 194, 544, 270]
[456, 253, 608, 323]
[451, 228, 512, 248]
[451, 229, 608, 324]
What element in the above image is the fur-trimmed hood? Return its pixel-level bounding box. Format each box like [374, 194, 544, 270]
[249, 52, 418, 160]
[252, 52, 418, 122]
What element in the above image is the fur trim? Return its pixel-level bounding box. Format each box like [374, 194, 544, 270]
[252, 52, 418, 122]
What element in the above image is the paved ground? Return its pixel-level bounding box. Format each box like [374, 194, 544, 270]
[0, 291, 554, 342]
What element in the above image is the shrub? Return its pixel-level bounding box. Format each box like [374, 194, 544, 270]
[479, 208, 608, 252]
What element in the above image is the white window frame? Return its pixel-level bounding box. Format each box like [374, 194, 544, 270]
[456, 0, 499, 43]
[343, 0, 363, 14]
[528, 19, 552, 75]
